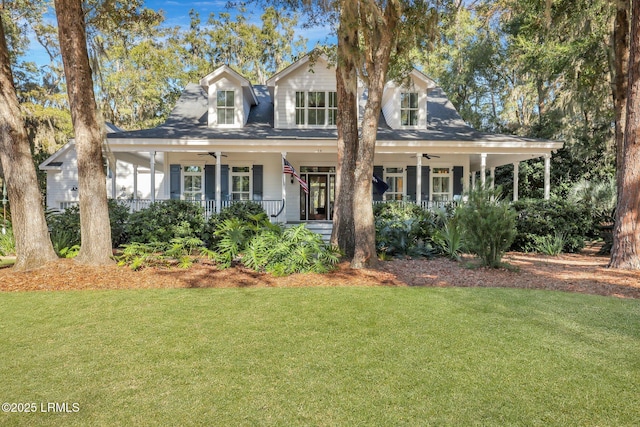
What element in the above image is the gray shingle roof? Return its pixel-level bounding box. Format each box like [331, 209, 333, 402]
[106, 83, 549, 144]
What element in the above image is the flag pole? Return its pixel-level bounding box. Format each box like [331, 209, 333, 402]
[281, 152, 287, 223]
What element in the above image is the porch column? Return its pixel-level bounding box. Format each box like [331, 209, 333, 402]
[490, 167, 495, 189]
[149, 151, 156, 202]
[471, 171, 476, 189]
[544, 154, 551, 200]
[416, 153, 422, 204]
[513, 162, 519, 202]
[281, 152, 287, 222]
[133, 165, 138, 199]
[111, 163, 117, 199]
[215, 151, 221, 213]
[480, 153, 487, 186]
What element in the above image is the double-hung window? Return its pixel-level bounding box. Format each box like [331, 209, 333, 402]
[217, 90, 235, 125]
[183, 166, 203, 201]
[384, 167, 404, 201]
[401, 92, 419, 126]
[295, 91, 338, 126]
[431, 167, 451, 202]
[230, 166, 251, 200]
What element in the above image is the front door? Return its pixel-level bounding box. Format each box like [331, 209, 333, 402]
[300, 172, 335, 220]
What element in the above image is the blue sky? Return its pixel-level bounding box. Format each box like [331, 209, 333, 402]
[21, 1, 332, 65]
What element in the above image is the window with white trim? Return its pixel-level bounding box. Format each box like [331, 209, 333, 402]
[230, 166, 251, 200]
[183, 166, 203, 201]
[217, 90, 235, 125]
[401, 92, 418, 126]
[431, 167, 451, 202]
[328, 92, 338, 125]
[295, 91, 338, 126]
[384, 167, 404, 201]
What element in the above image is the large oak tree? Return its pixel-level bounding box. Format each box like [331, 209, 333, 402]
[54, 0, 113, 265]
[0, 14, 58, 271]
[610, 0, 640, 269]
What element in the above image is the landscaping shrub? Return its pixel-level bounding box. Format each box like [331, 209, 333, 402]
[117, 237, 207, 270]
[457, 184, 516, 268]
[432, 210, 465, 261]
[0, 224, 15, 256]
[511, 198, 592, 253]
[47, 200, 131, 253]
[202, 201, 267, 248]
[243, 224, 341, 276]
[126, 200, 204, 243]
[373, 202, 436, 258]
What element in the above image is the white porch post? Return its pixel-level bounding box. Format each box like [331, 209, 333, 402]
[490, 167, 495, 189]
[149, 151, 156, 203]
[513, 162, 519, 202]
[544, 154, 551, 200]
[111, 163, 117, 199]
[471, 171, 476, 189]
[416, 153, 422, 204]
[480, 153, 487, 186]
[133, 165, 138, 199]
[281, 152, 287, 222]
[215, 151, 221, 213]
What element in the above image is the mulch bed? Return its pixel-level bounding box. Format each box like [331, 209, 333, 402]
[1, 247, 639, 298]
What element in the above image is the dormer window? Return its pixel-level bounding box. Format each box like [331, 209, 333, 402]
[295, 91, 338, 126]
[401, 92, 419, 126]
[217, 90, 235, 125]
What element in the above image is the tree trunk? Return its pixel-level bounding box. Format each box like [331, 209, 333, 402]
[613, 0, 630, 197]
[0, 18, 58, 271]
[331, 0, 359, 258]
[351, 0, 400, 269]
[610, 0, 640, 270]
[55, 0, 113, 265]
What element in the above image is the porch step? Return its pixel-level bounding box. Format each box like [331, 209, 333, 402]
[290, 221, 333, 244]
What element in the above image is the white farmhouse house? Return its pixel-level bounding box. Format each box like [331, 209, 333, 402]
[40, 54, 563, 223]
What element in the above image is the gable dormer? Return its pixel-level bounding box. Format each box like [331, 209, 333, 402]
[266, 54, 337, 129]
[199, 65, 258, 128]
[381, 69, 437, 130]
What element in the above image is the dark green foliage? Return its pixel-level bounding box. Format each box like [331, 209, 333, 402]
[47, 200, 131, 253]
[0, 224, 15, 256]
[511, 198, 592, 253]
[432, 211, 465, 261]
[457, 185, 517, 268]
[126, 200, 204, 243]
[47, 205, 81, 251]
[203, 201, 268, 248]
[373, 202, 436, 258]
[116, 237, 208, 270]
[243, 225, 341, 276]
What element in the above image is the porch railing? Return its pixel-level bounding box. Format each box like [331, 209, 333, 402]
[57, 199, 457, 217]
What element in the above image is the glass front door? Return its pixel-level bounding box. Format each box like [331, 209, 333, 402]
[300, 170, 335, 221]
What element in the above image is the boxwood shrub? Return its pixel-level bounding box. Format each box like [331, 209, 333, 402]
[126, 200, 205, 243]
[511, 198, 593, 253]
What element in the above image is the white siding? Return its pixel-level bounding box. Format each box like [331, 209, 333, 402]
[209, 76, 246, 128]
[274, 58, 337, 129]
[381, 78, 429, 130]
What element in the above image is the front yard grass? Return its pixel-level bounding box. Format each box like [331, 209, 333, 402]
[1, 287, 638, 426]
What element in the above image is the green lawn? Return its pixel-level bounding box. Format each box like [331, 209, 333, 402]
[1, 287, 638, 426]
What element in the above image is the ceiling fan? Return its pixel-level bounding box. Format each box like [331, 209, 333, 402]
[197, 152, 228, 159]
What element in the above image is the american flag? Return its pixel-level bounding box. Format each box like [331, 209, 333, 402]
[283, 158, 309, 194]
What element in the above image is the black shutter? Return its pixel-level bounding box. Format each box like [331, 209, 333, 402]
[205, 165, 216, 201]
[253, 165, 263, 200]
[373, 165, 384, 201]
[220, 165, 229, 200]
[453, 166, 464, 197]
[421, 166, 430, 201]
[406, 166, 417, 201]
[170, 164, 181, 200]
